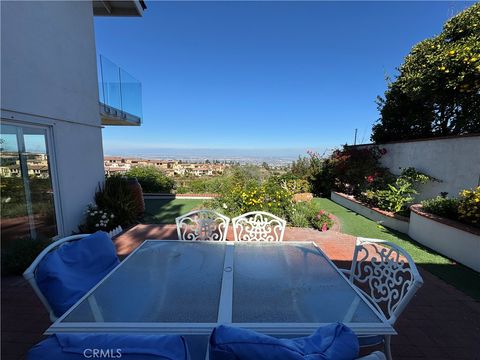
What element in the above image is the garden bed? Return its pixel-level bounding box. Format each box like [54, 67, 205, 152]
[409, 204, 480, 272]
[330, 191, 409, 234]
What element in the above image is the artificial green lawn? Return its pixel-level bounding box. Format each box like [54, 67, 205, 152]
[144, 199, 204, 224]
[313, 198, 480, 300]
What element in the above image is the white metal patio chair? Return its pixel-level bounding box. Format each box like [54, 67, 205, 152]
[23, 234, 90, 322]
[175, 210, 230, 241]
[232, 211, 286, 242]
[341, 237, 424, 360]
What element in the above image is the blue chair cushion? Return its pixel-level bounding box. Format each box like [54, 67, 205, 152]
[27, 334, 190, 360]
[35, 231, 120, 317]
[209, 323, 359, 360]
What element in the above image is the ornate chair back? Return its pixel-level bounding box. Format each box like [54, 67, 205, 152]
[175, 210, 230, 241]
[232, 211, 286, 242]
[346, 237, 423, 325]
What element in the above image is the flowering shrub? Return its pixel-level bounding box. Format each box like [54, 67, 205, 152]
[301, 145, 391, 197]
[458, 187, 480, 226]
[359, 167, 435, 215]
[311, 209, 334, 232]
[84, 204, 116, 232]
[289, 202, 334, 231]
[422, 196, 459, 219]
[210, 166, 335, 230]
[421, 187, 479, 228]
[215, 178, 294, 220]
[281, 178, 311, 194]
[330, 146, 390, 195]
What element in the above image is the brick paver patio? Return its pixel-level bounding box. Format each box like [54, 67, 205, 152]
[2, 224, 479, 359]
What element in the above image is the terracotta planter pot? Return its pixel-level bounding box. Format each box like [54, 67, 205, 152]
[293, 193, 313, 203]
[128, 178, 145, 216]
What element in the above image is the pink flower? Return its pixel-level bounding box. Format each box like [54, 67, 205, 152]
[319, 210, 325, 215]
[321, 223, 328, 232]
[328, 214, 333, 219]
[366, 175, 375, 183]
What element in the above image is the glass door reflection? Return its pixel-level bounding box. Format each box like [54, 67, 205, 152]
[1, 123, 58, 245]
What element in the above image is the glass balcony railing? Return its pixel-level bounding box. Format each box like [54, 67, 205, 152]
[98, 55, 142, 126]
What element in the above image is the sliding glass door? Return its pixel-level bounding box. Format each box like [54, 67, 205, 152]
[1, 123, 58, 244]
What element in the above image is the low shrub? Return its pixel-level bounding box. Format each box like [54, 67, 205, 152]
[215, 177, 295, 220]
[1, 237, 52, 275]
[176, 176, 231, 194]
[419, 187, 479, 229]
[458, 187, 480, 227]
[288, 207, 310, 228]
[80, 176, 138, 232]
[282, 178, 311, 194]
[206, 167, 335, 231]
[421, 196, 459, 219]
[289, 202, 334, 231]
[83, 204, 117, 232]
[126, 166, 175, 193]
[359, 167, 435, 215]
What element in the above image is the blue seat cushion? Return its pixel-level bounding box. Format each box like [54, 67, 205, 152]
[35, 231, 120, 317]
[27, 334, 190, 360]
[209, 323, 359, 360]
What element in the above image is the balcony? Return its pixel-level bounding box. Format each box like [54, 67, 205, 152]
[98, 55, 142, 126]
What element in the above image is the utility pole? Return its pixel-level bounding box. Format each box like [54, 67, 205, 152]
[354, 128, 358, 146]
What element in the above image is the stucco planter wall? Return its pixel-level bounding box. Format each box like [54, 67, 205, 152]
[331, 191, 410, 234]
[409, 205, 480, 272]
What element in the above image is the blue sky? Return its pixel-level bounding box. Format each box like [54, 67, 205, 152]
[95, 1, 473, 156]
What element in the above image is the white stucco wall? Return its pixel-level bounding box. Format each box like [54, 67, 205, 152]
[356, 136, 480, 201]
[1, 1, 105, 235]
[331, 192, 409, 234]
[409, 210, 480, 272]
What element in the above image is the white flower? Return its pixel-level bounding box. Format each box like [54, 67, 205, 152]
[95, 223, 99, 227]
[102, 214, 107, 219]
[222, 203, 228, 209]
[111, 214, 114, 218]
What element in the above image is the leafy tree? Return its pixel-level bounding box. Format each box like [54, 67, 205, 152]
[372, 3, 480, 143]
[126, 165, 175, 193]
[290, 156, 313, 179]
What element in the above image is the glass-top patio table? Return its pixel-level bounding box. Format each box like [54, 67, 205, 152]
[46, 240, 395, 356]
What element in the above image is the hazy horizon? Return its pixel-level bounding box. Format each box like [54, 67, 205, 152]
[103, 146, 335, 165]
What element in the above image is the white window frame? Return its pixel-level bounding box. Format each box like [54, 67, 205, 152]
[0, 119, 64, 239]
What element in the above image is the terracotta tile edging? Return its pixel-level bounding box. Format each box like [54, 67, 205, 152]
[334, 191, 409, 222]
[410, 204, 480, 236]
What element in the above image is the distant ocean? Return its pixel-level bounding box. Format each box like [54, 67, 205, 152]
[104, 147, 332, 165]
